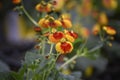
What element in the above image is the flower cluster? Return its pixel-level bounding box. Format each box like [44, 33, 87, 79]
[35, 1, 52, 13]
[49, 30, 78, 54]
[34, 1, 77, 54]
[92, 24, 116, 36]
[38, 15, 72, 29]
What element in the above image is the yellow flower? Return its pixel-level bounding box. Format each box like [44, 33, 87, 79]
[65, 34, 75, 42]
[81, 27, 89, 38]
[99, 12, 108, 25]
[48, 31, 64, 43]
[84, 66, 93, 77]
[65, 30, 78, 42]
[35, 3, 52, 12]
[103, 26, 116, 35]
[55, 41, 73, 54]
[102, 0, 117, 10]
[61, 19, 72, 28]
[38, 18, 49, 28]
[92, 24, 100, 35]
[48, 20, 62, 28]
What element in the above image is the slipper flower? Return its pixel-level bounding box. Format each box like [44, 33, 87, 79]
[65, 30, 78, 42]
[61, 19, 72, 28]
[47, 20, 62, 28]
[92, 24, 100, 35]
[38, 18, 49, 28]
[35, 3, 52, 12]
[49, 31, 64, 43]
[55, 41, 73, 54]
[103, 26, 116, 35]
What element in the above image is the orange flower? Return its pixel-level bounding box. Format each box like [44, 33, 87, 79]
[12, 0, 21, 4]
[65, 30, 78, 42]
[61, 19, 72, 28]
[99, 12, 108, 25]
[38, 17, 62, 28]
[35, 3, 52, 12]
[49, 31, 64, 43]
[103, 26, 116, 35]
[55, 41, 73, 54]
[81, 27, 90, 38]
[47, 20, 62, 28]
[92, 24, 100, 35]
[102, 0, 117, 10]
[38, 18, 49, 28]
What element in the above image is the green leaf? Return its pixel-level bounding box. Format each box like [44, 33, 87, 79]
[11, 71, 24, 80]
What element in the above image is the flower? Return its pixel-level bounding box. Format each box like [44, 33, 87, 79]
[48, 20, 62, 28]
[55, 41, 73, 54]
[61, 19, 72, 28]
[35, 3, 52, 12]
[92, 24, 100, 35]
[98, 12, 108, 25]
[78, 0, 92, 16]
[102, 0, 117, 10]
[49, 31, 64, 43]
[81, 27, 90, 38]
[65, 30, 78, 42]
[38, 17, 62, 28]
[103, 26, 116, 35]
[12, 0, 21, 4]
[53, 0, 65, 11]
[38, 18, 49, 28]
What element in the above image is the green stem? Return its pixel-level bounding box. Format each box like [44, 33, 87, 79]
[59, 43, 103, 70]
[42, 71, 46, 80]
[42, 39, 45, 55]
[49, 44, 54, 54]
[20, 6, 39, 27]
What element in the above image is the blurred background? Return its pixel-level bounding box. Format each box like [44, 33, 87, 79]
[0, 0, 120, 80]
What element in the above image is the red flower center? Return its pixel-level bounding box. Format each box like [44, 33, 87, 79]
[69, 31, 78, 39]
[61, 42, 71, 53]
[53, 32, 64, 39]
[49, 22, 56, 27]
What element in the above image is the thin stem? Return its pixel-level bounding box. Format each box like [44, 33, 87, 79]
[42, 38, 45, 55]
[20, 6, 39, 27]
[49, 44, 54, 54]
[59, 43, 103, 70]
[59, 54, 78, 70]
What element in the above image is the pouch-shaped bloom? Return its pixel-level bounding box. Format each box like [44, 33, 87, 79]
[92, 24, 100, 35]
[47, 20, 62, 28]
[38, 18, 49, 28]
[49, 31, 64, 43]
[103, 26, 116, 35]
[55, 41, 73, 54]
[35, 3, 52, 12]
[99, 12, 108, 25]
[65, 30, 78, 42]
[12, 0, 21, 4]
[102, 0, 117, 10]
[61, 19, 72, 28]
